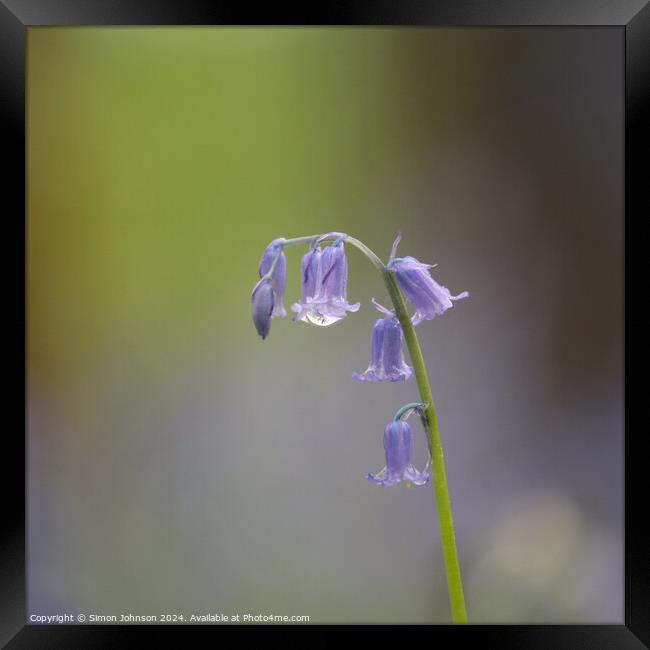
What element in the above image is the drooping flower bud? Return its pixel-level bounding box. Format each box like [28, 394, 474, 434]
[251, 277, 274, 340]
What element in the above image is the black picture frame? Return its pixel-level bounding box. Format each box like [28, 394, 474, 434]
[4, 1, 646, 646]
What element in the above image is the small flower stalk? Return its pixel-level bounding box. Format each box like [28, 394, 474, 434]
[250, 230, 469, 623]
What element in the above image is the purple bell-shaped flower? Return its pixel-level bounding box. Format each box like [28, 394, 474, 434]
[388, 233, 468, 326]
[367, 403, 431, 487]
[353, 299, 412, 382]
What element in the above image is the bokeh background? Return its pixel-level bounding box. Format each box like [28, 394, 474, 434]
[27, 27, 623, 623]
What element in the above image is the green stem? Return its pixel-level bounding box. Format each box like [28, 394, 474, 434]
[383, 269, 468, 624]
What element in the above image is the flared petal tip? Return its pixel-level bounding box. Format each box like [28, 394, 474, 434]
[368, 471, 415, 487]
[367, 468, 430, 487]
[389, 232, 402, 262]
[371, 298, 394, 316]
[404, 465, 431, 486]
[353, 369, 412, 383]
[290, 302, 306, 321]
[389, 368, 413, 382]
[367, 470, 397, 487]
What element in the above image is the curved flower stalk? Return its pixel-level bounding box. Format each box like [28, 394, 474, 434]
[249, 231, 469, 624]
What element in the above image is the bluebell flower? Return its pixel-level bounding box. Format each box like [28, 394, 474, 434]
[353, 299, 412, 382]
[388, 233, 468, 326]
[258, 238, 287, 318]
[294, 244, 323, 313]
[292, 238, 360, 326]
[251, 277, 275, 340]
[367, 418, 430, 487]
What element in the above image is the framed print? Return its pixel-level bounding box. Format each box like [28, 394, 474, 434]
[3, 0, 647, 646]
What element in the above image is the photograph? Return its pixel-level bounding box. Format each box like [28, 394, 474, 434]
[4, 1, 646, 644]
[25, 25, 625, 626]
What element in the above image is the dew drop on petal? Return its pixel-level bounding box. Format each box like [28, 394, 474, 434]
[304, 311, 343, 327]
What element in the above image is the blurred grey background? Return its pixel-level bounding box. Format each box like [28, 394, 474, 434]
[28, 27, 623, 623]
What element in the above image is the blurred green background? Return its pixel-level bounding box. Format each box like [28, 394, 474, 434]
[27, 27, 623, 623]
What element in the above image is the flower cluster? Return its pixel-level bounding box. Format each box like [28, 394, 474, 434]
[251, 231, 468, 487]
[291, 236, 360, 326]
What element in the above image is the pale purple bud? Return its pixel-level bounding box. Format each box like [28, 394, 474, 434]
[251, 277, 274, 340]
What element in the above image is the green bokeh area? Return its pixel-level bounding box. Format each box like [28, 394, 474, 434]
[28, 28, 474, 381]
[28, 28, 623, 623]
